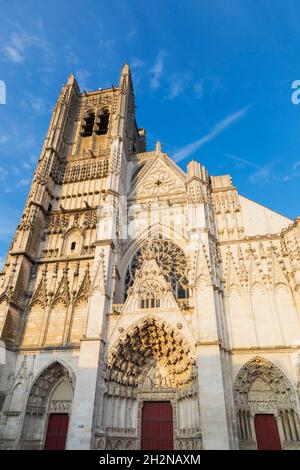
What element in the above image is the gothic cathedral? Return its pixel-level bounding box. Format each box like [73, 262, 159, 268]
[0, 65, 300, 450]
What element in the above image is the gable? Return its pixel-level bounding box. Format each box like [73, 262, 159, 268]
[129, 155, 186, 198]
[123, 258, 179, 313]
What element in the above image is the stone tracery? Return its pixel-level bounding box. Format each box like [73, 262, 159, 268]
[124, 238, 189, 299]
[1, 65, 300, 451]
[20, 362, 74, 449]
[234, 357, 300, 449]
[234, 356, 296, 404]
[98, 317, 199, 450]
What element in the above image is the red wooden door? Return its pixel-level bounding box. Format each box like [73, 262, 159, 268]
[44, 413, 69, 450]
[141, 401, 173, 450]
[254, 414, 282, 450]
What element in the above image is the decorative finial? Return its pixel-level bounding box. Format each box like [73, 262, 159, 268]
[155, 141, 162, 154]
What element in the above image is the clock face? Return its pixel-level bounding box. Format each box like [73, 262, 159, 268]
[143, 170, 174, 195]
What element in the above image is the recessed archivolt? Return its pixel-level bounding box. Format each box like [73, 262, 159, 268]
[234, 356, 296, 406]
[107, 317, 195, 389]
[26, 361, 75, 412]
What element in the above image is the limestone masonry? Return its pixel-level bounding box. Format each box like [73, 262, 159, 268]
[0, 65, 300, 450]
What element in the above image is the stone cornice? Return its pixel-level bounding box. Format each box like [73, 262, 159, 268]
[9, 250, 35, 264]
[218, 234, 282, 245]
[230, 345, 300, 354]
[18, 345, 81, 353]
[47, 205, 99, 215]
[37, 254, 94, 264]
[93, 240, 116, 249]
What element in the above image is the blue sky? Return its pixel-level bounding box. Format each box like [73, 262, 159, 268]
[1, 0, 300, 263]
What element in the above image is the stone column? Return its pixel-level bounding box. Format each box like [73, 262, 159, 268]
[196, 343, 230, 449]
[194, 280, 231, 449]
[66, 242, 113, 449]
[66, 337, 101, 449]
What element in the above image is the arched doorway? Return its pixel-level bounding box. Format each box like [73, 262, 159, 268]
[98, 317, 201, 450]
[234, 357, 300, 450]
[20, 362, 74, 450]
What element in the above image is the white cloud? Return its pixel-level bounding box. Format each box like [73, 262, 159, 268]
[173, 105, 251, 162]
[168, 74, 189, 100]
[127, 29, 137, 41]
[99, 39, 115, 49]
[292, 160, 300, 170]
[150, 51, 166, 90]
[20, 95, 49, 115]
[222, 152, 260, 170]
[248, 165, 272, 185]
[0, 167, 8, 180]
[18, 178, 30, 187]
[66, 46, 79, 66]
[3, 45, 23, 63]
[131, 57, 145, 69]
[283, 175, 292, 182]
[22, 161, 33, 170]
[193, 76, 224, 99]
[193, 80, 204, 99]
[2, 26, 53, 67]
[13, 167, 20, 175]
[223, 152, 290, 185]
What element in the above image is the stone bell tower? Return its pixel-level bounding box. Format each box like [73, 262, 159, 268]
[0, 65, 146, 449]
[1, 63, 300, 452]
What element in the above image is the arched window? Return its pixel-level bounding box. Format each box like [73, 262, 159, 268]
[62, 228, 82, 256]
[140, 297, 160, 309]
[124, 238, 189, 300]
[95, 109, 110, 135]
[81, 111, 95, 137]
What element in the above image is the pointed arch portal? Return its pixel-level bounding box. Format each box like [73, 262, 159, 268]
[20, 362, 74, 450]
[234, 357, 300, 450]
[99, 317, 200, 450]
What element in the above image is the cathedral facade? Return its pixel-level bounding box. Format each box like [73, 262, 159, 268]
[0, 65, 300, 450]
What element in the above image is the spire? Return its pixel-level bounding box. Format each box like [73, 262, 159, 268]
[68, 73, 75, 84]
[119, 63, 133, 94]
[121, 63, 130, 75]
[67, 72, 80, 93]
[155, 141, 162, 154]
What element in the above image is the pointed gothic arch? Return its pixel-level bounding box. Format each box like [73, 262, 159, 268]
[122, 237, 189, 301]
[95, 106, 110, 135]
[273, 282, 300, 344]
[61, 226, 83, 256]
[44, 299, 67, 346]
[98, 316, 200, 450]
[234, 356, 300, 449]
[120, 223, 189, 272]
[80, 109, 95, 137]
[249, 282, 275, 346]
[20, 361, 75, 449]
[107, 315, 196, 388]
[68, 296, 88, 343]
[234, 356, 295, 403]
